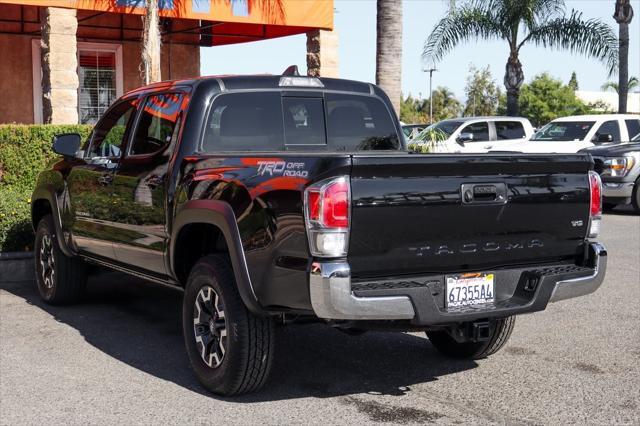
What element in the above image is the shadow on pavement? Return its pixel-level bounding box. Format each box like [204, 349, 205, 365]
[603, 204, 638, 216]
[1, 272, 477, 402]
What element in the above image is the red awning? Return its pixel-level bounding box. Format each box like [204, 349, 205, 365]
[0, 0, 333, 46]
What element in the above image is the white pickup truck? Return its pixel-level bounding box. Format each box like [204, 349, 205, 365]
[494, 114, 640, 153]
[411, 116, 534, 153]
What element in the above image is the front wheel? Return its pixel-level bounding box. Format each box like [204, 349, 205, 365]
[632, 179, 640, 213]
[426, 317, 515, 359]
[182, 255, 274, 396]
[34, 215, 87, 304]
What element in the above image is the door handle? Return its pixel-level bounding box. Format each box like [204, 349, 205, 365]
[98, 173, 113, 186]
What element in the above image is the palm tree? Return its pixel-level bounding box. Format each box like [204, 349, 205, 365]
[376, 0, 403, 115]
[614, 0, 634, 113]
[142, 0, 161, 84]
[431, 86, 462, 121]
[601, 76, 639, 94]
[424, 0, 618, 116]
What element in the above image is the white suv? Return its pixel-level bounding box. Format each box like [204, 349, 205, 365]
[411, 117, 534, 153]
[495, 114, 640, 153]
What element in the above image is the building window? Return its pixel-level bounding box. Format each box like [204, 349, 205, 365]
[30, 41, 123, 124]
[78, 50, 117, 124]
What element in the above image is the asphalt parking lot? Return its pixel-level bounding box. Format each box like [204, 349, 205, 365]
[1, 209, 639, 425]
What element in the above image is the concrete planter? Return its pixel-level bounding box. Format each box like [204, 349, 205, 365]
[0, 252, 34, 283]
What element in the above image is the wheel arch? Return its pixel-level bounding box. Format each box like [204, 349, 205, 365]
[31, 186, 75, 257]
[170, 200, 264, 315]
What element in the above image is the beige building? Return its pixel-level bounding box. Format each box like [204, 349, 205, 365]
[576, 90, 640, 114]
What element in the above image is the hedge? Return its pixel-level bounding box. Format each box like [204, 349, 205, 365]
[0, 124, 92, 251]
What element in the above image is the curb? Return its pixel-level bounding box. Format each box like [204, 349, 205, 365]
[0, 252, 34, 283]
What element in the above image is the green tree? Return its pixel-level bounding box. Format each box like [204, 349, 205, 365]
[518, 73, 593, 127]
[431, 86, 463, 121]
[400, 88, 462, 123]
[601, 76, 639, 94]
[613, 0, 635, 112]
[424, 0, 618, 116]
[400, 94, 426, 123]
[568, 71, 579, 91]
[463, 65, 501, 116]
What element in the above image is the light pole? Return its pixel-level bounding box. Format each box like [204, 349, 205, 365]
[423, 67, 438, 124]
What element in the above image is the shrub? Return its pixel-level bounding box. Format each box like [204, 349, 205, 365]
[0, 186, 32, 252]
[0, 124, 92, 251]
[0, 124, 92, 189]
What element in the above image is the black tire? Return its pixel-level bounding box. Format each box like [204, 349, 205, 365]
[34, 214, 87, 304]
[632, 179, 640, 213]
[426, 317, 515, 360]
[182, 255, 274, 396]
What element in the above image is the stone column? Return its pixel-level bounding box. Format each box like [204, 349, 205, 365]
[40, 7, 78, 124]
[306, 30, 339, 78]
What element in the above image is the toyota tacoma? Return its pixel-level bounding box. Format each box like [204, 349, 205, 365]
[31, 72, 607, 396]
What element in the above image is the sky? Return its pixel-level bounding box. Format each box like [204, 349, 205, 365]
[200, 0, 640, 101]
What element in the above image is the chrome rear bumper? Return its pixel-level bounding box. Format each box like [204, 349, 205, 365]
[549, 242, 607, 303]
[309, 243, 607, 322]
[309, 262, 415, 320]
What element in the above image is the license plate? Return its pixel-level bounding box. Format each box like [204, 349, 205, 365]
[446, 273, 495, 307]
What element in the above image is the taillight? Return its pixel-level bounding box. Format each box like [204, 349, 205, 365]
[588, 171, 602, 238]
[304, 176, 350, 257]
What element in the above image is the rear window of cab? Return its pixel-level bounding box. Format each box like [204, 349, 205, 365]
[200, 91, 400, 152]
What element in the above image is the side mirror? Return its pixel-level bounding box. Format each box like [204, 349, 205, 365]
[457, 132, 474, 143]
[52, 133, 81, 158]
[595, 133, 614, 143]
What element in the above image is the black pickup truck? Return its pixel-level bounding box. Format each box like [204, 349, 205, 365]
[31, 73, 607, 396]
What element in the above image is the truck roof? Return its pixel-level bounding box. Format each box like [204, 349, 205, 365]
[123, 74, 376, 97]
[552, 114, 640, 121]
[439, 116, 531, 122]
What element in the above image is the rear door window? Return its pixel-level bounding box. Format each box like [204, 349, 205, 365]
[460, 121, 489, 142]
[202, 92, 284, 152]
[625, 119, 640, 140]
[129, 93, 184, 156]
[495, 121, 526, 140]
[594, 120, 621, 142]
[325, 93, 399, 151]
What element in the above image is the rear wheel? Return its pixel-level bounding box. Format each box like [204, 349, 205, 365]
[426, 317, 515, 359]
[182, 255, 274, 396]
[34, 215, 87, 304]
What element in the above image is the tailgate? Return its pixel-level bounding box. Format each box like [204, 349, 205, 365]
[348, 154, 592, 278]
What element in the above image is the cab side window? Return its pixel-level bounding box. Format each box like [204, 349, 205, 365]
[594, 120, 621, 142]
[129, 93, 184, 156]
[460, 122, 489, 141]
[495, 121, 526, 140]
[86, 99, 137, 158]
[625, 119, 640, 140]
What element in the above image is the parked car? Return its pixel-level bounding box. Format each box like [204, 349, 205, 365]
[31, 73, 607, 396]
[495, 114, 640, 153]
[581, 134, 640, 212]
[411, 116, 534, 153]
[402, 123, 428, 140]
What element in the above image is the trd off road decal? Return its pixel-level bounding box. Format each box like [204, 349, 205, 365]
[256, 161, 309, 178]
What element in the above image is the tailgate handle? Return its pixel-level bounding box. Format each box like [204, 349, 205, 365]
[461, 183, 507, 205]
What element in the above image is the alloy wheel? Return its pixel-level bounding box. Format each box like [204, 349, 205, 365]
[39, 234, 55, 289]
[193, 286, 227, 368]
